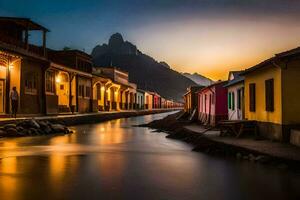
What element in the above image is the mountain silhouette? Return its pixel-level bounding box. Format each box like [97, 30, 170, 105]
[91, 33, 199, 102]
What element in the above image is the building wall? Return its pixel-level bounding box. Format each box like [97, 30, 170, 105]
[20, 58, 45, 114]
[281, 57, 300, 124]
[227, 83, 244, 120]
[136, 91, 144, 109]
[215, 84, 228, 119]
[46, 94, 58, 114]
[244, 65, 282, 124]
[144, 92, 153, 110]
[77, 76, 92, 113]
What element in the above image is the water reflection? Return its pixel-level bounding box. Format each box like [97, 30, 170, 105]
[0, 111, 299, 200]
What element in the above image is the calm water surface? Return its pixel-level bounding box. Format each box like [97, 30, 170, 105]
[0, 111, 299, 200]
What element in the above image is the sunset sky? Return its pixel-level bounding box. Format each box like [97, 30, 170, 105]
[1, 0, 300, 80]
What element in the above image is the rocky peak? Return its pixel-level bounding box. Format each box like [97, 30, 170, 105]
[108, 33, 124, 48]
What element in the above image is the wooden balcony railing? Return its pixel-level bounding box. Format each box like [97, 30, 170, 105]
[0, 33, 45, 57]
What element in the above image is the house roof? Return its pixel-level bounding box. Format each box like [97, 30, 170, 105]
[241, 46, 300, 76]
[197, 80, 228, 93]
[275, 46, 300, 58]
[241, 57, 275, 75]
[224, 70, 244, 87]
[0, 17, 49, 32]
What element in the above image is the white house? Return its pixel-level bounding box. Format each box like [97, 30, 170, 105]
[224, 71, 245, 120]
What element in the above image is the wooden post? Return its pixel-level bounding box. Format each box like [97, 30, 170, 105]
[5, 59, 10, 114]
[89, 78, 93, 112]
[75, 75, 78, 112]
[42, 30, 47, 57]
[41, 66, 47, 115]
[69, 73, 73, 112]
[25, 22, 29, 50]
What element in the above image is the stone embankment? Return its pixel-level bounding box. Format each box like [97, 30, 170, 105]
[144, 111, 300, 169]
[0, 109, 179, 138]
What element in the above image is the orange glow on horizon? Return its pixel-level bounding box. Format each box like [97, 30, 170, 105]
[128, 15, 300, 80]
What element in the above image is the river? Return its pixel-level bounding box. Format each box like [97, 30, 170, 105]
[0, 111, 299, 200]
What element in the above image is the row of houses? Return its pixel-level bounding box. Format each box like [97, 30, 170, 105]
[0, 17, 181, 117]
[184, 46, 300, 144]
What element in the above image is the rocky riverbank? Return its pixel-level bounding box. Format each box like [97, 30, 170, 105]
[0, 109, 179, 139]
[0, 119, 71, 138]
[144, 111, 300, 170]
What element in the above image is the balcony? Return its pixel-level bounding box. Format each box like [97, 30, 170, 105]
[0, 32, 45, 57]
[0, 17, 49, 59]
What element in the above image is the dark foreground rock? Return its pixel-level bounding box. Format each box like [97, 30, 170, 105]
[0, 119, 71, 138]
[146, 112, 300, 170]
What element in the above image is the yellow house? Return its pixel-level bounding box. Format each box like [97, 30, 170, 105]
[243, 47, 300, 142]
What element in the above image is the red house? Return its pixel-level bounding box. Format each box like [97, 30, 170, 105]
[197, 81, 228, 126]
[152, 92, 161, 109]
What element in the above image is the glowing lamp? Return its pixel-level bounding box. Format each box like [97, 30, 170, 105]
[56, 76, 61, 83]
[9, 64, 14, 70]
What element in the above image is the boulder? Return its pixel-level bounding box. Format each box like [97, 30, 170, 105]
[37, 121, 48, 128]
[29, 119, 40, 129]
[4, 123, 17, 130]
[51, 124, 66, 133]
[255, 155, 271, 164]
[16, 126, 24, 132]
[0, 130, 7, 137]
[29, 128, 39, 135]
[6, 128, 18, 137]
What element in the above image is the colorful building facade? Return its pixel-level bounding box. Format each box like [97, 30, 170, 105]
[136, 89, 145, 109]
[242, 47, 300, 142]
[183, 86, 203, 114]
[197, 81, 228, 126]
[0, 17, 49, 115]
[0, 16, 182, 118]
[224, 71, 245, 120]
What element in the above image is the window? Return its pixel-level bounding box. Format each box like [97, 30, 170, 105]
[45, 70, 55, 93]
[237, 89, 242, 110]
[249, 83, 256, 112]
[265, 79, 274, 112]
[78, 85, 84, 97]
[232, 92, 235, 110]
[228, 92, 232, 109]
[25, 73, 37, 94]
[85, 86, 91, 98]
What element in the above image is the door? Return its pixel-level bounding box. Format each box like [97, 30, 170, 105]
[0, 80, 5, 113]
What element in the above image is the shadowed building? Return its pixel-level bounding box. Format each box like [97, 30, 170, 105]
[242, 47, 300, 144]
[0, 17, 49, 116]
